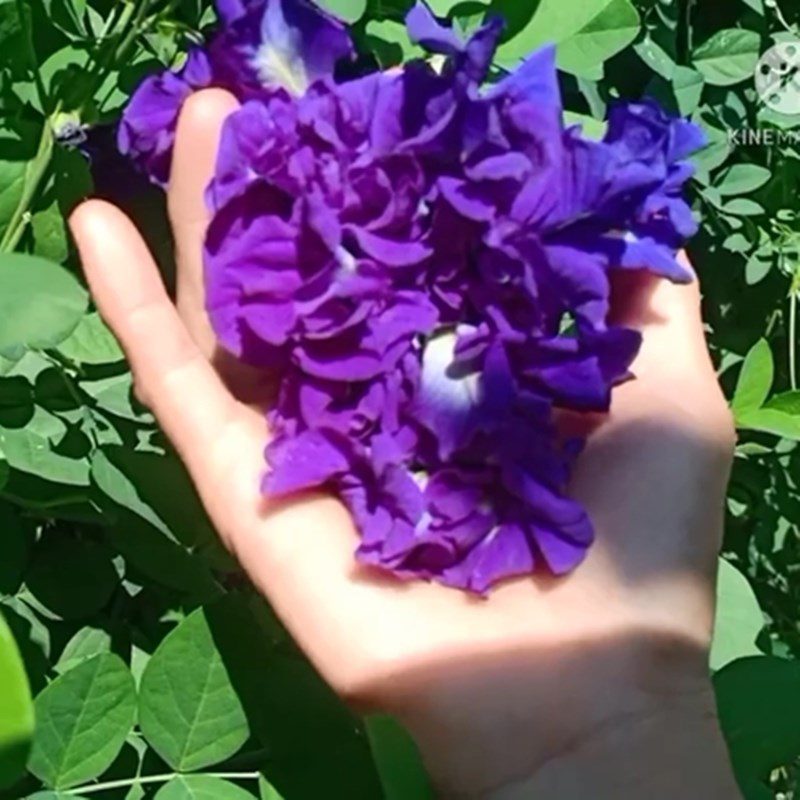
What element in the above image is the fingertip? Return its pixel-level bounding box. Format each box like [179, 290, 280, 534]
[68, 197, 116, 236]
[69, 199, 161, 318]
[69, 199, 152, 255]
[170, 89, 240, 195]
[177, 88, 240, 130]
[69, 199, 148, 264]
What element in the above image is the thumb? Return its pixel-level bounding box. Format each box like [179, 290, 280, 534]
[609, 253, 714, 383]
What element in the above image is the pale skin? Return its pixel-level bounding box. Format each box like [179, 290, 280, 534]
[69, 89, 741, 799]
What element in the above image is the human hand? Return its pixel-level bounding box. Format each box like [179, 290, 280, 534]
[70, 89, 739, 799]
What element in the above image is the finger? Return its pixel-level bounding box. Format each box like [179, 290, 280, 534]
[609, 253, 712, 380]
[69, 200, 243, 475]
[609, 252, 701, 329]
[169, 88, 239, 355]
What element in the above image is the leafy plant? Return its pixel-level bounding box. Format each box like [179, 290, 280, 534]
[1, 0, 800, 797]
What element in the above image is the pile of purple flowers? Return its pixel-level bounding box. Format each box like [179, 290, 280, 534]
[121, 0, 703, 593]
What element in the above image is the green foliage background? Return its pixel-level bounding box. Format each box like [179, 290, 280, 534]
[0, 0, 799, 797]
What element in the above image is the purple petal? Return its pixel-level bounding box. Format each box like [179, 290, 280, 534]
[346, 226, 433, 267]
[533, 524, 589, 575]
[442, 524, 535, 594]
[264, 429, 351, 496]
[405, 1, 464, 54]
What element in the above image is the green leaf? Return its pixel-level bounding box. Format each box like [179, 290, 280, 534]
[745, 245, 773, 285]
[715, 657, 800, 787]
[692, 118, 732, 175]
[366, 715, 434, 800]
[738, 0, 764, 13]
[495, 0, 640, 79]
[25, 536, 118, 620]
[765, 391, 800, 414]
[155, 775, 257, 800]
[258, 776, 285, 800]
[452, 2, 492, 36]
[710, 559, 764, 672]
[715, 164, 771, 196]
[722, 198, 765, 216]
[633, 34, 675, 79]
[723, 233, 750, 254]
[58, 314, 124, 366]
[0, 2, 26, 58]
[0, 423, 91, 487]
[35, 45, 93, 113]
[91, 448, 223, 565]
[103, 514, 221, 598]
[0, 255, 88, 361]
[692, 29, 760, 86]
[81, 374, 151, 423]
[28, 654, 136, 790]
[563, 111, 607, 140]
[1, 596, 52, 680]
[91, 449, 221, 597]
[365, 19, 424, 66]
[55, 628, 113, 675]
[736, 408, 800, 440]
[671, 66, 705, 116]
[138, 607, 249, 772]
[731, 339, 773, 415]
[200, 596, 381, 797]
[313, 0, 367, 23]
[32, 203, 69, 264]
[40, 0, 88, 39]
[0, 609, 34, 790]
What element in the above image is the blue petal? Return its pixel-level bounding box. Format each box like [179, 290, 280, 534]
[215, 0, 249, 24]
[406, 1, 464, 54]
[263, 429, 351, 496]
[251, 0, 353, 95]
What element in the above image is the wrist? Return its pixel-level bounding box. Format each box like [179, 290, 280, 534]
[490, 684, 739, 800]
[391, 627, 737, 799]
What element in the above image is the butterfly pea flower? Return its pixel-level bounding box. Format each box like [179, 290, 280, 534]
[119, 0, 354, 186]
[121, 1, 704, 591]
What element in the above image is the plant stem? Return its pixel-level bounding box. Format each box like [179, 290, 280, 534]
[685, 0, 693, 53]
[65, 771, 261, 795]
[790, 265, 800, 392]
[768, 0, 797, 34]
[0, 117, 55, 253]
[790, 292, 797, 392]
[0, 0, 57, 253]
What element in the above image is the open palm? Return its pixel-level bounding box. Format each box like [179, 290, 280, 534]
[70, 89, 736, 797]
